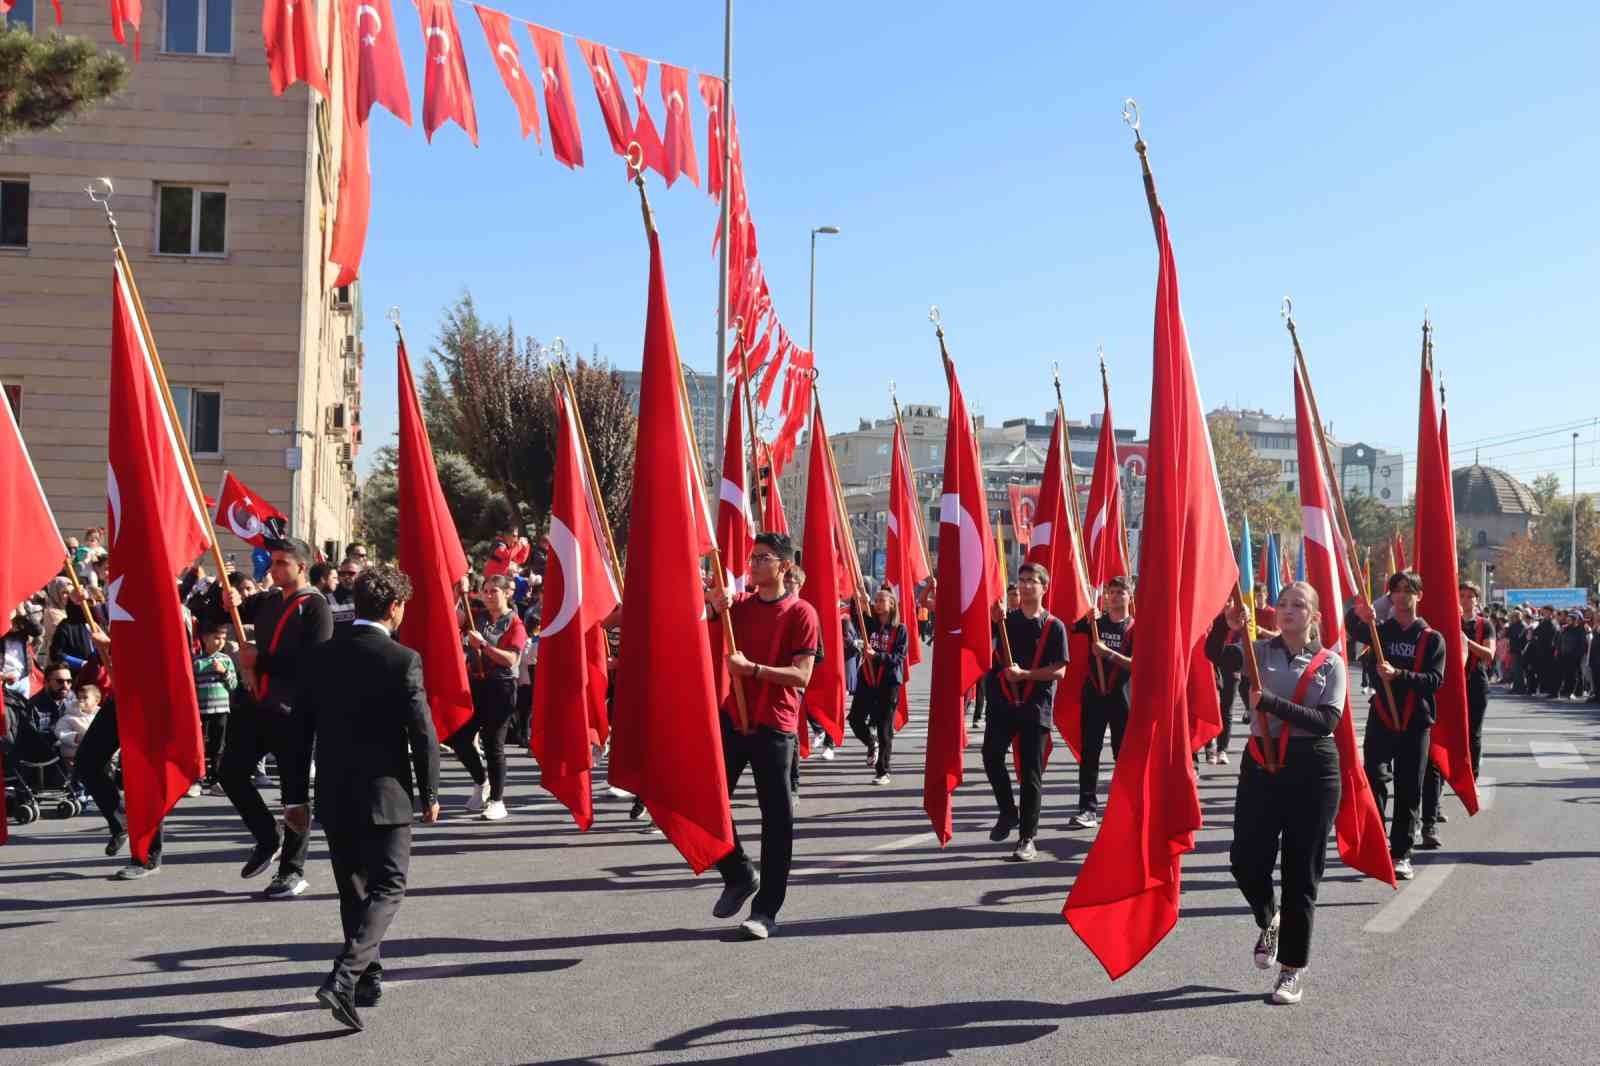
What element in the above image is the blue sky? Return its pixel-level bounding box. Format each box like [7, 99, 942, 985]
[354, 1, 1600, 494]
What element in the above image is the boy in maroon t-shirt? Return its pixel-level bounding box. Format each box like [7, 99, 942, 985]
[707, 532, 821, 940]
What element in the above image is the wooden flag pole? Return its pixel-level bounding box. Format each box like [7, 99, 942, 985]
[1284, 298, 1399, 716]
[88, 179, 247, 650]
[553, 362, 625, 595]
[632, 151, 749, 733]
[1232, 511, 1275, 770]
[1054, 363, 1107, 691]
[993, 516, 1017, 670]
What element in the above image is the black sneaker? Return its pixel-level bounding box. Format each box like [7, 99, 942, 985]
[316, 979, 364, 1032]
[988, 810, 1019, 842]
[712, 876, 759, 919]
[1419, 828, 1443, 850]
[105, 830, 128, 857]
[240, 840, 282, 879]
[628, 798, 646, 820]
[1434, 811, 1449, 824]
[354, 966, 383, 1007]
[1254, 914, 1280, 970]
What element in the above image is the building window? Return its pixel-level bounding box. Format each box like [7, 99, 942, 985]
[5, 0, 34, 30]
[1477, 530, 1488, 547]
[169, 386, 222, 455]
[164, 0, 233, 55]
[157, 185, 227, 255]
[0, 180, 28, 247]
[3, 384, 21, 421]
[876, 442, 889, 456]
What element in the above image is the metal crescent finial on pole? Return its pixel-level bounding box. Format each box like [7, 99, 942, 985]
[1121, 98, 1143, 145]
[85, 177, 118, 239]
[1281, 296, 1294, 322]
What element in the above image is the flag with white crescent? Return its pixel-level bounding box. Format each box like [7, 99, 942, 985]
[347, 0, 411, 126]
[529, 23, 583, 168]
[418, 0, 477, 145]
[658, 62, 699, 188]
[212, 471, 286, 549]
[577, 39, 629, 156]
[699, 73, 725, 200]
[475, 6, 541, 141]
[531, 377, 620, 830]
[1085, 394, 1130, 585]
[263, 0, 329, 99]
[620, 51, 666, 179]
[885, 418, 929, 731]
[716, 384, 753, 591]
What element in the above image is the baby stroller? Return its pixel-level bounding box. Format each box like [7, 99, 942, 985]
[4, 689, 86, 825]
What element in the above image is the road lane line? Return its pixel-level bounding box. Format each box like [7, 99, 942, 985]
[1183, 1058, 1242, 1066]
[791, 831, 935, 876]
[1530, 741, 1590, 771]
[1363, 862, 1457, 934]
[1476, 775, 1497, 810]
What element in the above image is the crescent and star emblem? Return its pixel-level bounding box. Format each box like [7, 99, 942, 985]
[105, 465, 133, 623]
[227, 501, 265, 542]
[940, 493, 985, 614]
[355, 3, 381, 46]
[542, 67, 559, 93]
[540, 517, 582, 638]
[424, 25, 451, 64]
[667, 90, 685, 114]
[497, 43, 520, 75]
[594, 64, 611, 93]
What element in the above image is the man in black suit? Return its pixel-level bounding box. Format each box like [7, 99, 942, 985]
[286, 565, 440, 1033]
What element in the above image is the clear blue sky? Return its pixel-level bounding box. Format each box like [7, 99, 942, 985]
[354, 0, 1600, 496]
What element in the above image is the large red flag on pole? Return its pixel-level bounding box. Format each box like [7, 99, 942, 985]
[716, 388, 753, 591]
[1415, 329, 1478, 815]
[531, 374, 621, 830]
[1064, 130, 1235, 978]
[418, 0, 478, 145]
[107, 258, 211, 865]
[798, 401, 850, 748]
[923, 325, 1001, 845]
[0, 375, 68, 846]
[886, 415, 930, 730]
[262, 0, 329, 99]
[395, 335, 475, 741]
[607, 214, 732, 874]
[1085, 380, 1130, 584]
[1293, 357, 1398, 885]
[212, 470, 286, 548]
[1034, 411, 1096, 760]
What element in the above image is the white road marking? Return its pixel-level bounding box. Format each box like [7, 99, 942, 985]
[1530, 741, 1590, 771]
[1183, 1058, 1242, 1066]
[45, 966, 474, 1066]
[791, 831, 935, 876]
[1482, 727, 1592, 735]
[1475, 775, 1497, 810]
[1363, 862, 1457, 934]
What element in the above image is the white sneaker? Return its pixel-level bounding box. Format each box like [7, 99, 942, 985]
[185, 782, 202, 798]
[1254, 912, 1281, 970]
[871, 774, 891, 786]
[1217, 751, 1230, 765]
[820, 745, 836, 762]
[1394, 857, 1415, 880]
[1067, 810, 1099, 830]
[480, 799, 508, 821]
[1271, 967, 1303, 1004]
[466, 780, 489, 813]
[606, 785, 635, 800]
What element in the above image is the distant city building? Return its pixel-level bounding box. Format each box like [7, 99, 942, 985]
[615, 366, 726, 485]
[1453, 464, 1541, 574]
[1208, 406, 1403, 507]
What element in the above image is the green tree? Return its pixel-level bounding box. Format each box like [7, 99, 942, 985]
[1, 28, 128, 142]
[1208, 415, 1285, 539]
[356, 445, 514, 563]
[1536, 496, 1600, 588]
[1495, 531, 1565, 589]
[1529, 473, 1561, 514]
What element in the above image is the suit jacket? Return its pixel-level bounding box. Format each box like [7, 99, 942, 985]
[288, 623, 440, 832]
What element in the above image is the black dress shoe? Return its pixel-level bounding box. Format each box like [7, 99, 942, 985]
[354, 967, 383, 1007]
[316, 979, 365, 1031]
[712, 876, 759, 919]
[105, 830, 127, 857]
[988, 810, 1019, 842]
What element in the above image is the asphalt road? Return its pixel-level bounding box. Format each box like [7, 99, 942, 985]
[3, 663, 1598, 1065]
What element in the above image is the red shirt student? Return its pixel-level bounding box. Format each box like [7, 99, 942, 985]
[706, 532, 820, 942]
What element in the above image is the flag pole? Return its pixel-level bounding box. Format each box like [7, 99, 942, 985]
[1231, 513, 1274, 771]
[889, 382, 933, 575]
[632, 150, 750, 733]
[712, 0, 734, 505]
[1283, 298, 1400, 716]
[993, 515, 1017, 673]
[86, 178, 247, 650]
[735, 321, 765, 530]
[552, 363, 625, 595]
[1054, 362, 1107, 692]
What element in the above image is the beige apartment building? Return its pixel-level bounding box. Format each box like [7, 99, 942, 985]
[0, 0, 363, 561]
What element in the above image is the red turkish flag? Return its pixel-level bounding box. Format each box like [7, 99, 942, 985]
[756, 439, 789, 536]
[107, 259, 211, 865]
[1294, 361, 1397, 886]
[716, 387, 753, 591]
[531, 377, 621, 830]
[1030, 417, 1094, 625]
[528, 24, 582, 168]
[1085, 397, 1130, 585]
[418, 0, 477, 145]
[395, 339, 474, 740]
[329, 3, 372, 287]
[347, 0, 411, 125]
[699, 74, 725, 200]
[620, 52, 665, 179]
[577, 39, 629, 157]
[886, 419, 930, 730]
[212, 471, 287, 549]
[923, 357, 1001, 845]
[1064, 208, 1235, 979]
[607, 227, 732, 874]
[475, 7, 540, 141]
[657, 63, 699, 189]
[798, 401, 849, 747]
[108, 0, 141, 56]
[1416, 347, 1478, 815]
[263, 0, 329, 98]
[0, 376, 66, 624]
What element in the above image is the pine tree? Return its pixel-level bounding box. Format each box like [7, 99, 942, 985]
[0, 28, 128, 142]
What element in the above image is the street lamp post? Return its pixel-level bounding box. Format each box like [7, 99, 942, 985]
[808, 225, 840, 354]
[1572, 432, 1580, 587]
[269, 425, 316, 539]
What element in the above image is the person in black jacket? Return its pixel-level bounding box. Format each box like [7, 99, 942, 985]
[1528, 606, 1558, 696]
[1555, 611, 1589, 699]
[224, 537, 335, 899]
[287, 564, 440, 1033]
[1068, 577, 1135, 830]
[846, 586, 909, 785]
[981, 563, 1069, 862]
[1347, 570, 1446, 881]
[1505, 610, 1528, 693]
